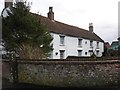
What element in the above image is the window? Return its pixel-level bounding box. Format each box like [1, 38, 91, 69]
[60, 36, 65, 45]
[85, 52, 87, 55]
[89, 50, 93, 56]
[78, 39, 82, 47]
[96, 51, 99, 56]
[97, 42, 99, 49]
[90, 51, 93, 56]
[85, 41, 87, 44]
[78, 50, 82, 56]
[90, 41, 93, 47]
[60, 50, 65, 59]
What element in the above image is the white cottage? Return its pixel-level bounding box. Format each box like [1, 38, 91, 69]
[2, 1, 104, 59]
[40, 7, 104, 59]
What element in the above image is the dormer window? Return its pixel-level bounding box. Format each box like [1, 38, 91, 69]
[78, 39, 82, 47]
[60, 35, 65, 45]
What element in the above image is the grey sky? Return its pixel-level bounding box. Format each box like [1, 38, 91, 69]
[0, 0, 119, 44]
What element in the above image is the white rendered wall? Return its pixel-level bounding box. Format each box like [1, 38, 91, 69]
[51, 33, 104, 59]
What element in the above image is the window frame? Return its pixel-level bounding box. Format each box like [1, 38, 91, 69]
[60, 50, 65, 59]
[78, 50, 82, 56]
[96, 51, 99, 56]
[97, 42, 99, 49]
[78, 38, 82, 47]
[90, 40, 93, 48]
[60, 35, 65, 45]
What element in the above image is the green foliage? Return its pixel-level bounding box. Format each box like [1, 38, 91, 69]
[102, 44, 109, 57]
[2, 1, 53, 58]
[103, 43, 120, 57]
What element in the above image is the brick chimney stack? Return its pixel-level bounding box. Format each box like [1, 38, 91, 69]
[89, 23, 93, 33]
[5, 0, 13, 8]
[47, 7, 54, 21]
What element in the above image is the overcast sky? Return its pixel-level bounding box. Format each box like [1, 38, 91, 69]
[0, 0, 119, 44]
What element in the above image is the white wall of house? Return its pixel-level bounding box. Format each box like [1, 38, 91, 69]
[50, 33, 104, 59]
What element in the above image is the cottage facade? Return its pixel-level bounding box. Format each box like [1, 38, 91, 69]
[50, 33, 104, 59]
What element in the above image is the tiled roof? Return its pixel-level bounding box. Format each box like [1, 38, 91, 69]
[33, 13, 104, 42]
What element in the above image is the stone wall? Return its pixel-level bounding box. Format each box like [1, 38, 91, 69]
[16, 60, 120, 87]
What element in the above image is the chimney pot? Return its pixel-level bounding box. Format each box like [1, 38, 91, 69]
[49, 7, 53, 12]
[89, 23, 93, 33]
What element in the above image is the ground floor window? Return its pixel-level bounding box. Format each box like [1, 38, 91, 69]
[60, 50, 65, 59]
[89, 50, 93, 56]
[96, 51, 99, 56]
[78, 50, 82, 56]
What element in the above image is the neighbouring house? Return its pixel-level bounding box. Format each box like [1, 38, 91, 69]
[2, 1, 104, 59]
[105, 42, 110, 49]
[110, 41, 120, 51]
[109, 39, 120, 57]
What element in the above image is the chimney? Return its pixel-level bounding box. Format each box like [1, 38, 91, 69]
[5, 0, 13, 8]
[47, 7, 54, 20]
[89, 23, 93, 33]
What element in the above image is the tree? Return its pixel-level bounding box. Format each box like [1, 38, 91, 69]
[102, 44, 110, 57]
[118, 46, 120, 57]
[2, 1, 53, 59]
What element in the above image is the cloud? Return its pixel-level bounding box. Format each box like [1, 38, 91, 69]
[95, 23, 118, 44]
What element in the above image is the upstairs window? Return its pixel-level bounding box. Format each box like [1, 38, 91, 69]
[90, 41, 93, 47]
[78, 39, 82, 47]
[60, 35, 65, 45]
[97, 42, 99, 49]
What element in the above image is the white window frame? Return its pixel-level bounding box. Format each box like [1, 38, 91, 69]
[90, 51, 93, 56]
[60, 50, 65, 59]
[90, 41, 93, 48]
[60, 35, 65, 45]
[78, 50, 82, 56]
[97, 42, 99, 49]
[96, 51, 99, 56]
[78, 39, 82, 47]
